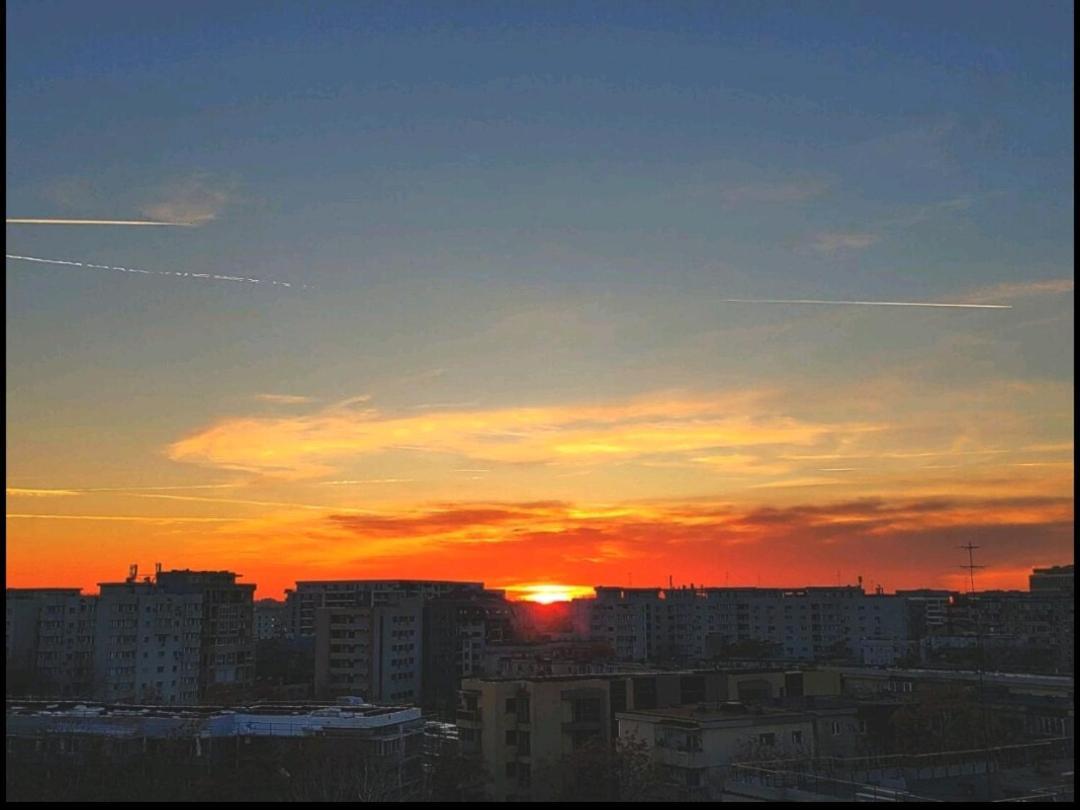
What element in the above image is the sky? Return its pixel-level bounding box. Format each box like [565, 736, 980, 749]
[6, 1, 1074, 600]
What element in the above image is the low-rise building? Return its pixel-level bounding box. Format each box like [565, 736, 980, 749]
[456, 667, 844, 800]
[618, 701, 862, 800]
[458, 675, 611, 801]
[5, 698, 424, 801]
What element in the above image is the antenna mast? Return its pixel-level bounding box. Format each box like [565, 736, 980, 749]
[959, 542, 985, 595]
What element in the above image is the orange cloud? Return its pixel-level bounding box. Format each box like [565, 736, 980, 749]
[166, 391, 846, 479]
[7, 491, 1071, 598]
[159, 493, 1070, 597]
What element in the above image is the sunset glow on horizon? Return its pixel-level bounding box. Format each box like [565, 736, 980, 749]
[6, 3, 1073, 602]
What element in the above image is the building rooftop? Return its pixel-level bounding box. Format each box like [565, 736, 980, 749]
[6, 699, 422, 737]
[828, 666, 1074, 689]
[618, 701, 854, 725]
[463, 665, 805, 685]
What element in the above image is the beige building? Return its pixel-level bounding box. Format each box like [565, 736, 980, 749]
[458, 676, 612, 801]
[456, 668, 844, 800]
[618, 702, 861, 800]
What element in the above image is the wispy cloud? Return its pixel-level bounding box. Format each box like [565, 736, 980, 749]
[7, 513, 243, 523]
[962, 278, 1074, 304]
[6, 254, 308, 290]
[719, 178, 830, 205]
[255, 394, 317, 405]
[318, 478, 415, 485]
[809, 195, 980, 253]
[206, 493, 1072, 591]
[139, 174, 234, 226]
[167, 391, 847, 479]
[810, 232, 880, 253]
[7, 484, 247, 502]
[6, 218, 194, 226]
[717, 297, 1009, 310]
[7, 487, 80, 497]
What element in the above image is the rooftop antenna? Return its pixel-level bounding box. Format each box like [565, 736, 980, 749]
[155, 562, 162, 577]
[959, 543, 984, 595]
[959, 542, 993, 798]
[668, 574, 673, 589]
[127, 563, 138, 583]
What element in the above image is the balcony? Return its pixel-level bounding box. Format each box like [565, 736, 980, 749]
[457, 708, 482, 726]
[561, 719, 602, 732]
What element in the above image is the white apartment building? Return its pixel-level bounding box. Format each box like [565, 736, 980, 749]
[576, 586, 909, 663]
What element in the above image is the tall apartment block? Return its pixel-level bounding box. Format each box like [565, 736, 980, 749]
[422, 587, 517, 714]
[314, 600, 423, 704]
[94, 568, 255, 704]
[6, 588, 97, 697]
[288, 580, 485, 638]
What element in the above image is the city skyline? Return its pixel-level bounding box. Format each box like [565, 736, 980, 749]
[8, 561, 1072, 605]
[6, 2, 1074, 600]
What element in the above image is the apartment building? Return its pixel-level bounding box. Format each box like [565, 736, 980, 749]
[458, 675, 612, 801]
[254, 598, 288, 640]
[1030, 564, 1074, 595]
[94, 580, 203, 704]
[618, 701, 861, 800]
[288, 580, 484, 638]
[421, 588, 517, 714]
[94, 569, 255, 704]
[314, 600, 423, 704]
[6, 588, 97, 697]
[456, 667, 843, 801]
[576, 585, 909, 663]
[6, 698, 425, 801]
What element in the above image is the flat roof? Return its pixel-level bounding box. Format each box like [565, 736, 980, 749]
[617, 703, 852, 724]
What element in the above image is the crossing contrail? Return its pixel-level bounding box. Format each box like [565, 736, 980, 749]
[7, 218, 193, 226]
[6, 253, 309, 290]
[717, 297, 1011, 310]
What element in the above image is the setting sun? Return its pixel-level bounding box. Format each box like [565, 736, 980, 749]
[508, 583, 595, 604]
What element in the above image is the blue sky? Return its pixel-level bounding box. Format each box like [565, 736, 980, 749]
[6, 1, 1073, 594]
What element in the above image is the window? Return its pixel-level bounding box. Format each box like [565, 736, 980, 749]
[505, 730, 517, 745]
[791, 730, 803, 745]
[505, 762, 517, 777]
[505, 697, 516, 714]
[831, 720, 842, 736]
[758, 732, 776, 747]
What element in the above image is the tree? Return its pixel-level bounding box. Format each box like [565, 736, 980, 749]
[887, 685, 1017, 755]
[421, 752, 492, 802]
[558, 734, 668, 802]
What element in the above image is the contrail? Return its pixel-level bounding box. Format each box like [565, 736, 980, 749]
[7, 218, 193, 226]
[6, 253, 308, 290]
[717, 297, 1010, 310]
